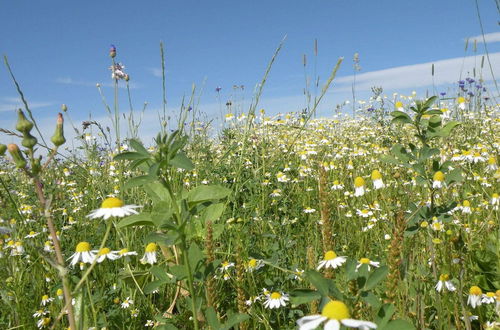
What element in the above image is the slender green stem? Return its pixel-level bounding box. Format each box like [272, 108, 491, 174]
[181, 238, 199, 330]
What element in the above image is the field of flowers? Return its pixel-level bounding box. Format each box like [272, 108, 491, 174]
[0, 52, 499, 329]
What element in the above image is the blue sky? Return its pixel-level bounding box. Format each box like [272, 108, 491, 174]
[0, 0, 499, 142]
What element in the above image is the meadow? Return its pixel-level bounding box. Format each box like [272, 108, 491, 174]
[0, 48, 499, 330]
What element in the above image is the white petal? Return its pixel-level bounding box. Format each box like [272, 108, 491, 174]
[324, 319, 341, 330]
[342, 319, 377, 328]
[297, 315, 327, 330]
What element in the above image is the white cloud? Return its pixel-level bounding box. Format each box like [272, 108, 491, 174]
[0, 97, 55, 112]
[55, 77, 140, 89]
[467, 32, 500, 44]
[148, 67, 163, 78]
[334, 52, 500, 92]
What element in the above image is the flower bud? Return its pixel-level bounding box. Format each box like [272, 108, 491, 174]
[51, 113, 66, 147]
[61, 104, 68, 112]
[109, 44, 116, 58]
[15, 109, 34, 134]
[0, 144, 6, 156]
[21, 131, 38, 149]
[7, 144, 27, 168]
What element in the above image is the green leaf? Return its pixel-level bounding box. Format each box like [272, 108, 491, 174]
[143, 182, 171, 203]
[170, 151, 194, 170]
[361, 291, 381, 309]
[363, 266, 388, 290]
[423, 96, 438, 109]
[188, 242, 205, 273]
[114, 151, 150, 161]
[424, 109, 443, 115]
[305, 270, 330, 296]
[205, 307, 221, 329]
[290, 289, 322, 305]
[380, 155, 400, 164]
[201, 203, 226, 222]
[116, 213, 154, 228]
[187, 185, 231, 204]
[380, 319, 415, 330]
[376, 303, 395, 328]
[144, 280, 165, 294]
[124, 175, 155, 190]
[145, 231, 179, 246]
[220, 313, 250, 330]
[169, 264, 187, 280]
[149, 266, 169, 281]
[129, 138, 150, 156]
[445, 168, 463, 185]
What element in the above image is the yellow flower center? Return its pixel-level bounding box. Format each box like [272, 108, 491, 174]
[321, 300, 350, 320]
[433, 171, 445, 182]
[361, 209, 369, 215]
[488, 157, 496, 165]
[75, 241, 91, 252]
[324, 250, 337, 260]
[485, 292, 495, 298]
[371, 170, 382, 180]
[333, 180, 340, 185]
[395, 101, 403, 108]
[29, 231, 36, 236]
[469, 286, 482, 295]
[439, 274, 449, 281]
[119, 248, 129, 255]
[145, 243, 157, 253]
[248, 259, 257, 268]
[101, 197, 124, 209]
[270, 292, 282, 299]
[457, 97, 465, 104]
[463, 200, 470, 207]
[56, 289, 63, 296]
[354, 177, 365, 188]
[42, 294, 49, 301]
[97, 247, 111, 256]
[359, 258, 370, 264]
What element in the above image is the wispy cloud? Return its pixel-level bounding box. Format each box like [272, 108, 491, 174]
[0, 97, 55, 112]
[148, 67, 163, 78]
[334, 52, 500, 92]
[467, 32, 500, 44]
[55, 77, 140, 89]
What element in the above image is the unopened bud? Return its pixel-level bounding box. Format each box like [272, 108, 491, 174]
[51, 113, 66, 147]
[109, 44, 116, 58]
[15, 109, 34, 134]
[0, 144, 6, 156]
[21, 131, 38, 149]
[125, 74, 130, 82]
[7, 144, 26, 168]
[61, 104, 68, 112]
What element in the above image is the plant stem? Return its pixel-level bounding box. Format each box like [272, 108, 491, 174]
[181, 238, 199, 330]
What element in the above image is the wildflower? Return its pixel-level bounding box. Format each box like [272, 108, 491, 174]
[356, 258, 380, 272]
[331, 180, 344, 190]
[317, 251, 347, 270]
[481, 292, 496, 304]
[486, 157, 498, 171]
[145, 320, 155, 327]
[371, 170, 385, 189]
[87, 197, 140, 220]
[219, 261, 235, 271]
[40, 295, 54, 306]
[263, 291, 289, 309]
[432, 171, 445, 189]
[118, 248, 138, 257]
[43, 241, 53, 253]
[297, 300, 377, 330]
[294, 268, 304, 280]
[395, 101, 404, 111]
[140, 243, 157, 265]
[110, 63, 128, 80]
[461, 200, 472, 214]
[468, 286, 483, 308]
[303, 207, 316, 214]
[431, 218, 445, 232]
[37, 317, 51, 328]
[96, 247, 120, 263]
[56, 288, 63, 300]
[68, 242, 95, 267]
[353, 177, 365, 197]
[25, 231, 39, 238]
[491, 193, 499, 207]
[457, 97, 466, 110]
[225, 113, 234, 121]
[33, 309, 49, 318]
[121, 296, 134, 308]
[356, 209, 373, 218]
[246, 258, 264, 272]
[435, 274, 456, 292]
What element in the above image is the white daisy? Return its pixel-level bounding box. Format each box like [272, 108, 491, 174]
[263, 291, 289, 309]
[140, 243, 157, 265]
[87, 197, 140, 220]
[353, 177, 365, 197]
[356, 258, 380, 272]
[317, 251, 347, 270]
[121, 296, 134, 308]
[68, 241, 95, 267]
[371, 170, 385, 189]
[118, 248, 138, 257]
[95, 247, 120, 263]
[432, 171, 445, 189]
[468, 286, 483, 308]
[297, 300, 377, 330]
[435, 274, 456, 292]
